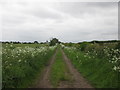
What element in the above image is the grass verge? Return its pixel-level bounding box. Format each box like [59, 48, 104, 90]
[64, 48, 119, 88]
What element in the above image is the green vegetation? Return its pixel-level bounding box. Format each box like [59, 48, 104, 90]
[49, 38, 60, 46]
[2, 43, 56, 88]
[50, 47, 70, 87]
[2, 40, 120, 88]
[63, 41, 120, 88]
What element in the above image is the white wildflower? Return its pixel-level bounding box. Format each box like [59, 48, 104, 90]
[18, 59, 21, 62]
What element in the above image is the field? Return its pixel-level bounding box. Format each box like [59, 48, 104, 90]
[2, 43, 56, 88]
[1, 41, 120, 88]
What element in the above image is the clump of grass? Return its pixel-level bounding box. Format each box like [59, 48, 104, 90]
[50, 48, 70, 87]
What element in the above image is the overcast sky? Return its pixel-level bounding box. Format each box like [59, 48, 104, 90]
[0, 0, 118, 42]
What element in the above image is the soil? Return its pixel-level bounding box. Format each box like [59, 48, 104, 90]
[32, 49, 57, 88]
[32, 48, 94, 88]
[60, 49, 94, 88]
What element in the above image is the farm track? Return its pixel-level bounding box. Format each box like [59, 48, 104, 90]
[33, 48, 94, 88]
[32, 49, 58, 88]
[60, 49, 94, 88]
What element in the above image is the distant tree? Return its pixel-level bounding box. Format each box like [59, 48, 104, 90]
[49, 38, 59, 46]
[116, 42, 120, 49]
[34, 41, 39, 44]
[80, 42, 89, 51]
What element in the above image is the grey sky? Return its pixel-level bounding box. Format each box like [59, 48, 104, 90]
[1, 0, 118, 42]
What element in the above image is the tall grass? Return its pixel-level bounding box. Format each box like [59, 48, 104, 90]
[63, 43, 119, 88]
[2, 43, 56, 88]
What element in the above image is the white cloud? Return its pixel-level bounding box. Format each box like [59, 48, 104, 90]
[1, 1, 118, 42]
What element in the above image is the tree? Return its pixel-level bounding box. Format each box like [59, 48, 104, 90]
[49, 38, 59, 46]
[80, 42, 89, 51]
[34, 41, 39, 44]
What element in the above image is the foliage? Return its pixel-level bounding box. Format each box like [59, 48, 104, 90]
[2, 43, 56, 88]
[34, 41, 39, 44]
[49, 38, 60, 46]
[79, 42, 89, 51]
[63, 41, 120, 88]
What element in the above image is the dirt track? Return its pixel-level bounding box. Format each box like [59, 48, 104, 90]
[60, 49, 93, 88]
[32, 49, 57, 88]
[33, 48, 94, 88]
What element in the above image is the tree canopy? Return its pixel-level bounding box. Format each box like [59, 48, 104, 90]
[49, 38, 60, 46]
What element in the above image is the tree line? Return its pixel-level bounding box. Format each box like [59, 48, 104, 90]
[1, 39, 120, 46]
